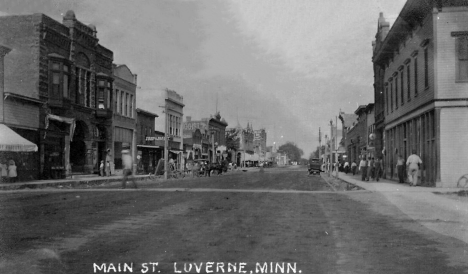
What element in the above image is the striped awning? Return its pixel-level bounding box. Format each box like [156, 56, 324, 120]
[0, 124, 38, 152]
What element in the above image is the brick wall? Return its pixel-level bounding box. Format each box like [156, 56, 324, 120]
[0, 15, 41, 99]
[439, 108, 468, 187]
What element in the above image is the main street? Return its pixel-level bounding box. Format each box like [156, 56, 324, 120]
[1, 167, 467, 274]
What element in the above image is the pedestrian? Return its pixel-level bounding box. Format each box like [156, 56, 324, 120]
[351, 161, 357, 175]
[99, 160, 105, 176]
[344, 161, 350, 174]
[396, 155, 405, 184]
[374, 157, 382, 182]
[105, 148, 112, 176]
[0, 161, 7, 183]
[359, 157, 368, 181]
[367, 157, 375, 180]
[406, 149, 423, 187]
[121, 149, 137, 189]
[7, 159, 17, 183]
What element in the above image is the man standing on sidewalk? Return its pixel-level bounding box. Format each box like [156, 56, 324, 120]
[374, 157, 382, 182]
[359, 157, 368, 181]
[406, 149, 422, 187]
[396, 155, 405, 184]
[121, 149, 138, 189]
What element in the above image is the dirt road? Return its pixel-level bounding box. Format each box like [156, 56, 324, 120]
[0, 167, 467, 273]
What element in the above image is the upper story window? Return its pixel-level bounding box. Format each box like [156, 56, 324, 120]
[114, 89, 118, 112]
[400, 70, 404, 106]
[385, 84, 389, 114]
[424, 47, 429, 88]
[407, 64, 411, 101]
[414, 57, 418, 96]
[75, 53, 93, 107]
[394, 75, 398, 108]
[455, 34, 468, 81]
[49, 58, 70, 100]
[97, 78, 111, 110]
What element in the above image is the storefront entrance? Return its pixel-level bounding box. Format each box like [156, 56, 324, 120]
[70, 121, 88, 173]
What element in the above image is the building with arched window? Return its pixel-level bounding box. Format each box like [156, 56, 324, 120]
[0, 11, 114, 178]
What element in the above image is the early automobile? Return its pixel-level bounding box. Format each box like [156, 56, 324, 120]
[308, 158, 322, 175]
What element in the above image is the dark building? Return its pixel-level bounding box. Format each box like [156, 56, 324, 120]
[0, 11, 114, 178]
[208, 112, 228, 163]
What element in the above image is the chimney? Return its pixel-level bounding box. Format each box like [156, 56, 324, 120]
[0, 45, 12, 123]
[186, 116, 191, 122]
[378, 12, 390, 41]
[133, 74, 138, 85]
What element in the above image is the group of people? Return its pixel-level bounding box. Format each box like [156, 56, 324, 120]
[342, 149, 422, 186]
[358, 157, 383, 182]
[0, 160, 17, 183]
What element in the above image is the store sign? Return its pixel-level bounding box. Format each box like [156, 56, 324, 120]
[146, 136, 170, 141]
[184, 122, 208, 131]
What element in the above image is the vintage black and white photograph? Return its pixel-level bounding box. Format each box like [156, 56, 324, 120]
[0, 0, 468, 273]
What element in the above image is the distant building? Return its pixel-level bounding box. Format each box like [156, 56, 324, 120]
[209, 112, 228, 163]
[346, 104, 373, 163]
[372, 1, 468, 187]
[136, 108, 159, 174]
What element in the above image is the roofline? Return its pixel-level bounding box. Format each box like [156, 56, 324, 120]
[136, 108, 159, 118]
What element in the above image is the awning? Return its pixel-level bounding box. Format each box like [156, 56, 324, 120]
[0, 124, 38, 152]
[170, 150, 183, 154]
[45, 114, 76, 141]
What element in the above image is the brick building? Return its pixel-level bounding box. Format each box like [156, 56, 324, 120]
[372, 0, 468, 187]
[0, 11, 114, 178]
[346, 105, 373, 163]
[208, 112, 228, 163]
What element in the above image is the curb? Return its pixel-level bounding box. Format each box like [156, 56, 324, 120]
[0, 175, 151, 191]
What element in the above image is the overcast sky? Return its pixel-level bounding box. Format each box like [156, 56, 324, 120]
[1, 0, 406, 157]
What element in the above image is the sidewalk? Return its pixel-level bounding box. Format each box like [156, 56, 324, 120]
[336, 171, 463, 193]
[336, 170, 468, 244]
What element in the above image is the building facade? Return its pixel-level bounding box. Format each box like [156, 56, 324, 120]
[346, 105, 371, 163]
[183, 116, 211, 161]
[164, 89, 184, 169]
[208, 112, 228, 163]
[136, 108, 159, 174]
[0, 11, 114, 178]
[112, 64, 137, 172]
[372, 0, 468, 187]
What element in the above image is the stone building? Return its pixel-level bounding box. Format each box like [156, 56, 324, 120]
[0, 11, 114, 178]
[372, 0, 468, 187]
